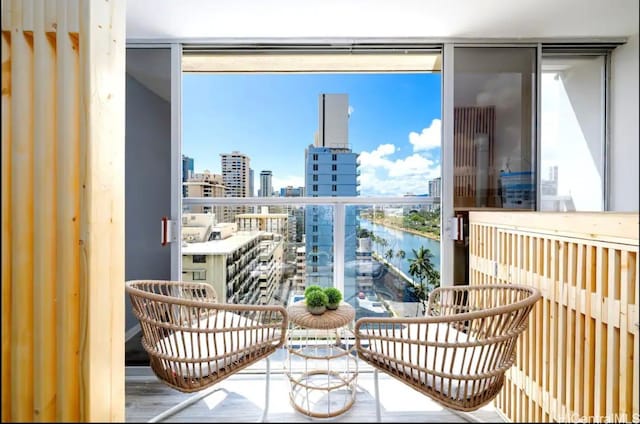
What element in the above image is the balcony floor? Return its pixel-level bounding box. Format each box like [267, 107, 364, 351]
[125, 361, 505, 423]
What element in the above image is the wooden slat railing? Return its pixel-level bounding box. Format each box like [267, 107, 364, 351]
[1, 0, 125, 421]
[469, 211, 639, 423]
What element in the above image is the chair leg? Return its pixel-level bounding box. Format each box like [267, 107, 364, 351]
[148, 385, 221, 423]
[260, 357, 271, 422]
[373, 368, 381, 422]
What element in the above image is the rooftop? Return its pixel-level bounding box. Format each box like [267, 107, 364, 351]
[181, 231, 262, 255]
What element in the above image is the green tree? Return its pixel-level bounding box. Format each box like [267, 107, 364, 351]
[384, 248, 394, 263]
[395, 249, 406, 268]
[407, 246, 440, 315]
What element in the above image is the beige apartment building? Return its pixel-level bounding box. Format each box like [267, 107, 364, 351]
[181, 227, 285, 305]
[235, 207, 289, 240]
[183, 170, 226, 217]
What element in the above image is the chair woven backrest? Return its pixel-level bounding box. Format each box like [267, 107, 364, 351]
[126, 280, 288, 393]
[355, 284, 540, 412]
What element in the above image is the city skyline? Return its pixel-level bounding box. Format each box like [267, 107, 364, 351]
[183, 72, 442, 196]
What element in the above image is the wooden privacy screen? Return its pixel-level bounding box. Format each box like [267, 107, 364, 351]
[469, 212, 639, 423]
[453, 106, 498, 208]
[1, 0, 125, 421]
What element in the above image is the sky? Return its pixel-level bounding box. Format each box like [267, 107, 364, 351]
[182, 72, 441, 196]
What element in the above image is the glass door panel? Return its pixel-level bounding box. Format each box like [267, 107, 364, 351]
[540, 55, 605, 211]
[453, 47, 536, 210]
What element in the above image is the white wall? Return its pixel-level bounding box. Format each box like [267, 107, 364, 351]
[610, 33, 639, 211]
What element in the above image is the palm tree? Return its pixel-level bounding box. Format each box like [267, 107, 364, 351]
[384, 248, 394, 264]
[395, 249, 406, 268]
[407, 246, 440, 315]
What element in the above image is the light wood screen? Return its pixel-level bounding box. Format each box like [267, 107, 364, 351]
[453, 106, 498, 208]
[1, 0, 125, 421]
[469, 211, 639, 423]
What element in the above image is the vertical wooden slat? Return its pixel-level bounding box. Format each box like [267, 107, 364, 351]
[606, 249, 621, 417]
[618, 251, 633, 421]
[594, 247, 607, 418]
[66, 0, 78, 33]
[633, 254, 639, 421]
[78, 0, 125, 420]
[10, 0, 34, 420]
[2, 0, 14, 30]
[574, 243, 585, 417]
[44, 0, 57, 32]
[33, 0, 57, 420]
[21, 0, 34, 31]
[556, 241, 567, 420]
[56, 0, 80, 418]
[1, 23, 13, 424]
[565, 243, 576, 417]
[10, 2, 33, 421]
[584, 245, 596, 418]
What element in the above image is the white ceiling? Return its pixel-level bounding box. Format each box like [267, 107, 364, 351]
[126, 0, 639, 41]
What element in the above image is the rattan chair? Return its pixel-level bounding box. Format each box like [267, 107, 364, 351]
[354, 284, 540, 421]
[126, 280, 288, 422]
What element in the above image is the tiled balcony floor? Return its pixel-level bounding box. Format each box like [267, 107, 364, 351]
[125, 356, 505, 423]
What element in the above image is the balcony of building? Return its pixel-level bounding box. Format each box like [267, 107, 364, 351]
[1, 0, 638, 423]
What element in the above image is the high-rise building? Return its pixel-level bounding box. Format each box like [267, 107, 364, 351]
[304, 94, 359, 300]
[428, 176, 441, 211]
[279, 186, 305, 197]
[260, 170, 273, 197]
[183, 170, 225, 217]
[220, 151, 251, 221]
[182, 155, 194, 197]
[249, 168, 255, 197]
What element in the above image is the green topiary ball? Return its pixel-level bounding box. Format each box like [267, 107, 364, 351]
[305, 290, 328, 307]
[304, 285, 323, 297]
[323, 287, 342, 305]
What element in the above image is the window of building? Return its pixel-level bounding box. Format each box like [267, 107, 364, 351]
[313, 164, 318, 171]
[313, 175, 318, 181]
[313, 154, 318, 161]
[332, 175, 337, 182]
[193, 255, 206, 263]
[312, 184, 318, 191]
[332, 154, 337, 161]
[312, 225, 318, 232]
[332, 164, 337, 171]
[193, 270, 206, 280]
[332, 185, 337, 191]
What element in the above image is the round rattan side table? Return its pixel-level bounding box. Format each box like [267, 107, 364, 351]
[285, 302, 358, 419]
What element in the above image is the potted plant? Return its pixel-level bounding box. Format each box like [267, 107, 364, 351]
[305, 290, 328, 315]
[323, 287, 342, 310]
[304, 284, 323, 297]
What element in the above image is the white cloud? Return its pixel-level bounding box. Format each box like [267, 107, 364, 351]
[272, 175, 304, 193]
[358, 144, 395, 169]
[388, 154, 435, 177]
[348, 105, 354, 116]
[358, 142, 440, 197]
[409, 119, 441, 152]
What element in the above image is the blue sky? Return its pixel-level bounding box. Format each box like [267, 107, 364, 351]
[183, 73, 441, 196]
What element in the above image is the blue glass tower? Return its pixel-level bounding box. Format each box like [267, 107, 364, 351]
[182, 155, 194, 197]
[304, 94, 359, 301]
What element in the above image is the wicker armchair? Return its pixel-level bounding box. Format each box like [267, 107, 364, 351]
[354, 284, 540, 420]
[126, 280, 288, 422]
